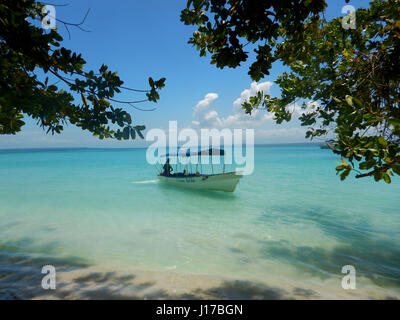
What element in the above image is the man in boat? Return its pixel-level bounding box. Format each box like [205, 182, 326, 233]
[163, 158, 173, 176]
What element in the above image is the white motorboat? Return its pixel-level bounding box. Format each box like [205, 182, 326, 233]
[156, 148, 243, 192]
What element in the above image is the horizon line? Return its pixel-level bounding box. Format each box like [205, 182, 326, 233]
[0, 141, 326, 151]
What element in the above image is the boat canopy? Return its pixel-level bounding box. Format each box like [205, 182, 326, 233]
[162, 148, 225, 158]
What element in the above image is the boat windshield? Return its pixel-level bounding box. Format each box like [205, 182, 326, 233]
[157, 148, 226, 176]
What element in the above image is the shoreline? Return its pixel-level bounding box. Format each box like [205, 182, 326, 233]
[1, 254, 399, 300]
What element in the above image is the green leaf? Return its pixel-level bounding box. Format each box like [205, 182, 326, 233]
[130, 127, 136, 140]
[374, 172, 383, 182]
[123, 126, 130, 140]
[378, 136, 387, 147]
[340, 168, 351, 180]
[125, 113, 132, 125]
[345, 95, 353, 107]
[382, 173, 391, 184]
[136, 127, 144, 139]
[359, 160, 375, 170]
[392, 165, 400, 175]
[388, 118, 400, 126]
[352, 97, 363, 108]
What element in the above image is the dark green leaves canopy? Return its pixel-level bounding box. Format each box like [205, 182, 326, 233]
[181, 0, 400, 183]
[0, 0, 165, 140]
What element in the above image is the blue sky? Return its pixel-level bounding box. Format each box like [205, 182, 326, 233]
[0, 0, 369, 148]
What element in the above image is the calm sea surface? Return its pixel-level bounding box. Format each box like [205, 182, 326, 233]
[1, 145, 399, 297]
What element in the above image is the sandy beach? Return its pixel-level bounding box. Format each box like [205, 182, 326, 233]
[1, 253, 399, 300]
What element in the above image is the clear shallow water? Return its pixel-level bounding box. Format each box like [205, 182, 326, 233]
[1, 145, 400, 296]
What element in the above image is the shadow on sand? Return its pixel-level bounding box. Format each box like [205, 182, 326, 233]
[255, 205, 400, 289]
[0, 237, 318, 300]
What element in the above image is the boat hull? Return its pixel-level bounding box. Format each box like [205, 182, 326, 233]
[157, 171, 242, 192]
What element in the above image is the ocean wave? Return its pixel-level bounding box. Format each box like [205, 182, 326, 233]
[131, 180, 158, 184]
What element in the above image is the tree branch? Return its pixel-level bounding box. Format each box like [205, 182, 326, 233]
[355, 157, 400, 179]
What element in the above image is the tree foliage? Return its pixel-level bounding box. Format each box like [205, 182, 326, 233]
[181, 0, 326, 80]
[181, 0, 400, 183]
[0, 0, 165, 140]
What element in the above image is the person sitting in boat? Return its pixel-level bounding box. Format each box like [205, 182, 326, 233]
[163, 158, 173, 176]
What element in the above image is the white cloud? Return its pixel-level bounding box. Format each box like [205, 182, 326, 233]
[232, 81, 273, 113]
[190, 81, 319, 143]
[192, 81, 274, 129]
[289, 100, 319, 118]
[193, 93, 219, 115]
[192, 92, 221, 128]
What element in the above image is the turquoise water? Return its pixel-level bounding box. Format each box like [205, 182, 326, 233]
[1, 145, 400, 297]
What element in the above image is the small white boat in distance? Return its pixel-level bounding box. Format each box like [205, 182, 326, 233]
[156, 148, 243, 192]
